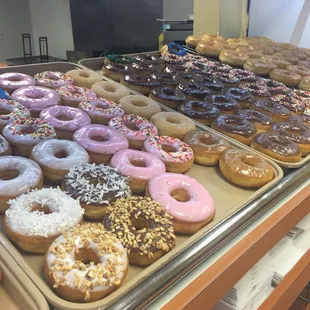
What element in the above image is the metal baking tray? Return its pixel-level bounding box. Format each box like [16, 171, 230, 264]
[79, 53, 310, 168]
[0, 62, 283, 310]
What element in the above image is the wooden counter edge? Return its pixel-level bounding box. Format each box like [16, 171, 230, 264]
[161, 184, 310, 310]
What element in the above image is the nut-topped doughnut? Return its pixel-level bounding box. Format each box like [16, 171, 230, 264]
[56, 85, 96, 107]
[109, 114, 158, 150]
[149, 86, 187, 109]
[63, 163, 131, 220]
[0, 72, 36, 94]
[103, 196, 175, 265]
[4, 188, 84, 253]
[225, 88, 255, 108]
[251, 100, 291, 122]
[44, 223, 128, 302]
[34, 71, 74, 89]
[205, 94, 241, 114]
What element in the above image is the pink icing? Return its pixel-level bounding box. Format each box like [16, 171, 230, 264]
[56, 85, 96, 102]
[0, 72, 36, 91]
[40, 106, 91, 132]
[73, 124, 129, 154]
[148, 173, 215, 222]
[34, 71, 74, 88]
[11, 86, 60, 113]
[110, 149, 166, 181]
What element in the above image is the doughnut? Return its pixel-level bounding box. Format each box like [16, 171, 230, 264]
[91, 80, 130, 102]
[251, 132, 302, 162]
[272, 95, 305, 115]
[40, 106, 91, 140]
[274, 42, 296, 51]
[109, 114, 157, 150]
[102, 63, 132, 82]
[250, 43, 274, 55]
[30, 139, 90, 184]
[162, 42, 187, 56]
[201, 34, 225, 42]
[239, 81, 271, 99]
[118, 95, 160, 120]
[110, 149, 165, 194]
[164, 66, 196, 81]
[287, 64, 310, 77]
[297, 60, 310, 69]
[0, 156, 43, 213]
[212, 70, 240, 88]
[150, 72, 182, 89]
[251, 100, 291, 122]
[225, 87, 255, 108]
[215, 40, 238, 50]
[131, 62, 162, 74]
[227, 38, 249, 47]
[134, 54, 165, 67]
[235, 46, 264, 59]
[289, 114, 310, 127]
[34, 71, 73, 89]
[186, 35, 201, 47]
[66, 69, 102, 88]
[243, 58, 277, 76]
[0, 88, 10, 100]
[0, 72, 36, 94]
[290, 89, 310, 107]
[299, 76, 310, 92]
[56, 85, 96, 107]
[269, 69, 301, 87]
[211, 114, 257, 145]
[149, 87, 186, 109]
[120, 75, 161, 96]
[78, 97, 125, 125]
[194, 76, 224, 92]
[44, 223, 128, 302]
[179, 101, 220, 125]
[0, 135, 11, 156]
[219, 49, 249, 67]
[73, 124, 128, 164]
[273, 52, 299, 65]
[147, 173, 215, 234]
[103, 197, 175, 265]
[184, 131, 230, 166]
[4, 188, 83, 253]
[196, 41, 223, 57]
[205, 94, 241, 114]
[0, 99, 30, 131]
[263, 79, 289, 95]
[11, 86, 61, 117]
[3, 118, 57, 157]
[261, 55, 290, 69]
[219, 149, 274, 188]
[177, 81, 211, 100]
[281, 49, 307, 61]
[63, 163, 131, 220]
[160, 53, 194, 65]
[104, 54, 135, 65]
[230, 69, 258, 83]
[297, 48, 310, 57]
[272, 122, 310, 155]
[150, 112, 196, 140]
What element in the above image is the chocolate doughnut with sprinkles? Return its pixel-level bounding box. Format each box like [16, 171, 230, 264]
[62, 163, 131, 220]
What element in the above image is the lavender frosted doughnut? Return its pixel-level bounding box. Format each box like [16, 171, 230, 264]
[73, 124, 129, 164]
[0, 73, 36, 94]
[40, 106, 91, 140]
[34, 71, 74, 89]
[12, 86, 61, 117]
[56, 85, 96, 107]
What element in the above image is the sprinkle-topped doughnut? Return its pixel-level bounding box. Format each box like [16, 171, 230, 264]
[260, 79, 289, 95]
[56, 85, 96, 107]
[34, 71, 74, 89]
[160, 53, 194, 65]
[105, 54, 136, 64]
[239, 81, 271, 98]
[0, 88, 10, 99]
[230, 69, 258, 83]
[290, 89, 310, 107]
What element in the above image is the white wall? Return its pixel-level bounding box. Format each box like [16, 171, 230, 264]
[0, 0, 33, 63]
[28, 0, 74, 59]
[163, 0, 193, 20]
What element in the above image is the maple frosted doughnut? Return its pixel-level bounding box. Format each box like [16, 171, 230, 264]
[147, 173, 215, 234]
[31, 139, 90, 184]
[0, 72, 36, 94]
[56, 85, 96, 107]
[0, 156, 43, 213]
[4, 188, 83, 253]
[66, 69, 102, 88]
[91, 80, 130, 102]
[34, 71, 73, 89]
[0, 135, 11, 156]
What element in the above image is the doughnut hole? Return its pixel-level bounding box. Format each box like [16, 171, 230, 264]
[54, 149, 69, 159]
[21, 126, 36, 134]
[170, 189, 191, 202]
[0, 169, 20, 180]
[75, 248, 100, 265]
[130, 159, 147, 167]
[30, 202, 52, 214]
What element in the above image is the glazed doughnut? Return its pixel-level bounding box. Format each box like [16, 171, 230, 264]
[243, 58, 277, 76]
[4, 188, 83, 253]
[73, 124, 128, 164]
[211, 115, 257, 145]
[109, 114, 157, 150]
[196, 41, 224, 57]
[239, 82, 271, 100]
[0, 99, 30, 131]
[219, 149, 274, 188]
[274, 42, 296, 51]
[205, 94, 241, 114]
[103, 197, 175, 265]
[149, 87, 186, 109]
[11, 86, 61, 117]
[104, 54, 135, 65]
[144, 135, 194, 173]
[3, 118, 57, 157]
[251, 132, 302, 163]
[147, 173, 215, 234]
[297, 48, 310, 57]
[281, 49, 307, 61]
[214, 40, 237, 50]
[201, 34, 225, 42]
[177, 81, 211, 100]
[273, 52, 299, 65]
[31, 139, 90, 184]
[183, 131, 230, 166]
[0, 88, 10, 100]
[249, 43, 274, 55]
[91, 80, 130, 102]
[287, 64, 310, 77]
[227, 38, 249, 47]
[272, 122, 310, 155]
[251, 100, 291, 122]
[120, 75, 160, 96]
[230, 69, 258, 83]
[297, 60, 310, 69]
[235, 46, 264, 59]
[44, 223, 128, 302]
[236, 110, 273, 133]
[119, 95, 161, 120]
[56, 85, 96, 107]
[0, 72, 36, 94]
[225, 88, 255, 108]
[269, 68, 301, 87]
[219, 49, 249, 67]
[150, 112, 196, 140]
[179, 101, 220, 125]
[63, 163, 131, 220]
[66, 69, 102, 88]
[186, 35, 201, 47]
[34, 71, 73, 89]
[110, 149, 165, 194]
[0, 135, 11, 156]
[0, 156, 43, 213]
[102, 63, 132, 82]
[289, 114, 310, 127]
[261, 55, 290, 69]
[299, 76, 310, 92]
[40, 106, 91, 140]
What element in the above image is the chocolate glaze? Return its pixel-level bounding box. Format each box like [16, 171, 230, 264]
[131, 62, 160, 73]
[104, 63, 132, 73]
[164, 64, 186, 74]
[178, 82, 212, 99]
[264, 79, 288, 94]
[179, 101, 220, 119]
[123, 74, 161, 87]
[151, 87, 186, 102]
[278, 95, 306, 113]
[134, 54, 165, 66]
[236, 110, 273, 125]
[193, 76, 224, 92]
[205, 94, 241, 112]
[253, 100, 291, 116]
[151, 72, 182, 87]
[289, 114, 310, 126]
[225, 88, 255, 104]
[272, 122, 310, 144]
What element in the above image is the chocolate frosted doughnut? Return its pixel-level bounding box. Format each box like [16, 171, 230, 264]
[151, 72, 182, 88]
[194, 76, 224, 92]
[236, 109, 273, 132]
[104, 54, 135, 65]
[178, 82, 212, 100]
[251, 100, 291, 122]
[131, 62, 161, 74]
[134, 54, 165, 68]
[263, 79, 289, 94]
[289, 114, 310, 127]
[120, 74, 160, 95]
[179, 101, 220, 125]
[149, 87, 186, 109]
[102, 63, 132, 81]
[225, 88, 255, 108]
[205, 94, 240, 114]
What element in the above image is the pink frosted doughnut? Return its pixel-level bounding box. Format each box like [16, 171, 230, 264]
[56, 85, 96, 107]
[34, 71, 74, 89]
[11, 86, 61, 117]
[108, 114, 158, 150]
[110, 149, 166, 194]
[148, 173, 215, 233]
[0, 72, 36, 94]
[73, 124, 129, 164]
[78, 97, 125, 125]
[40, 106, 91, 140]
